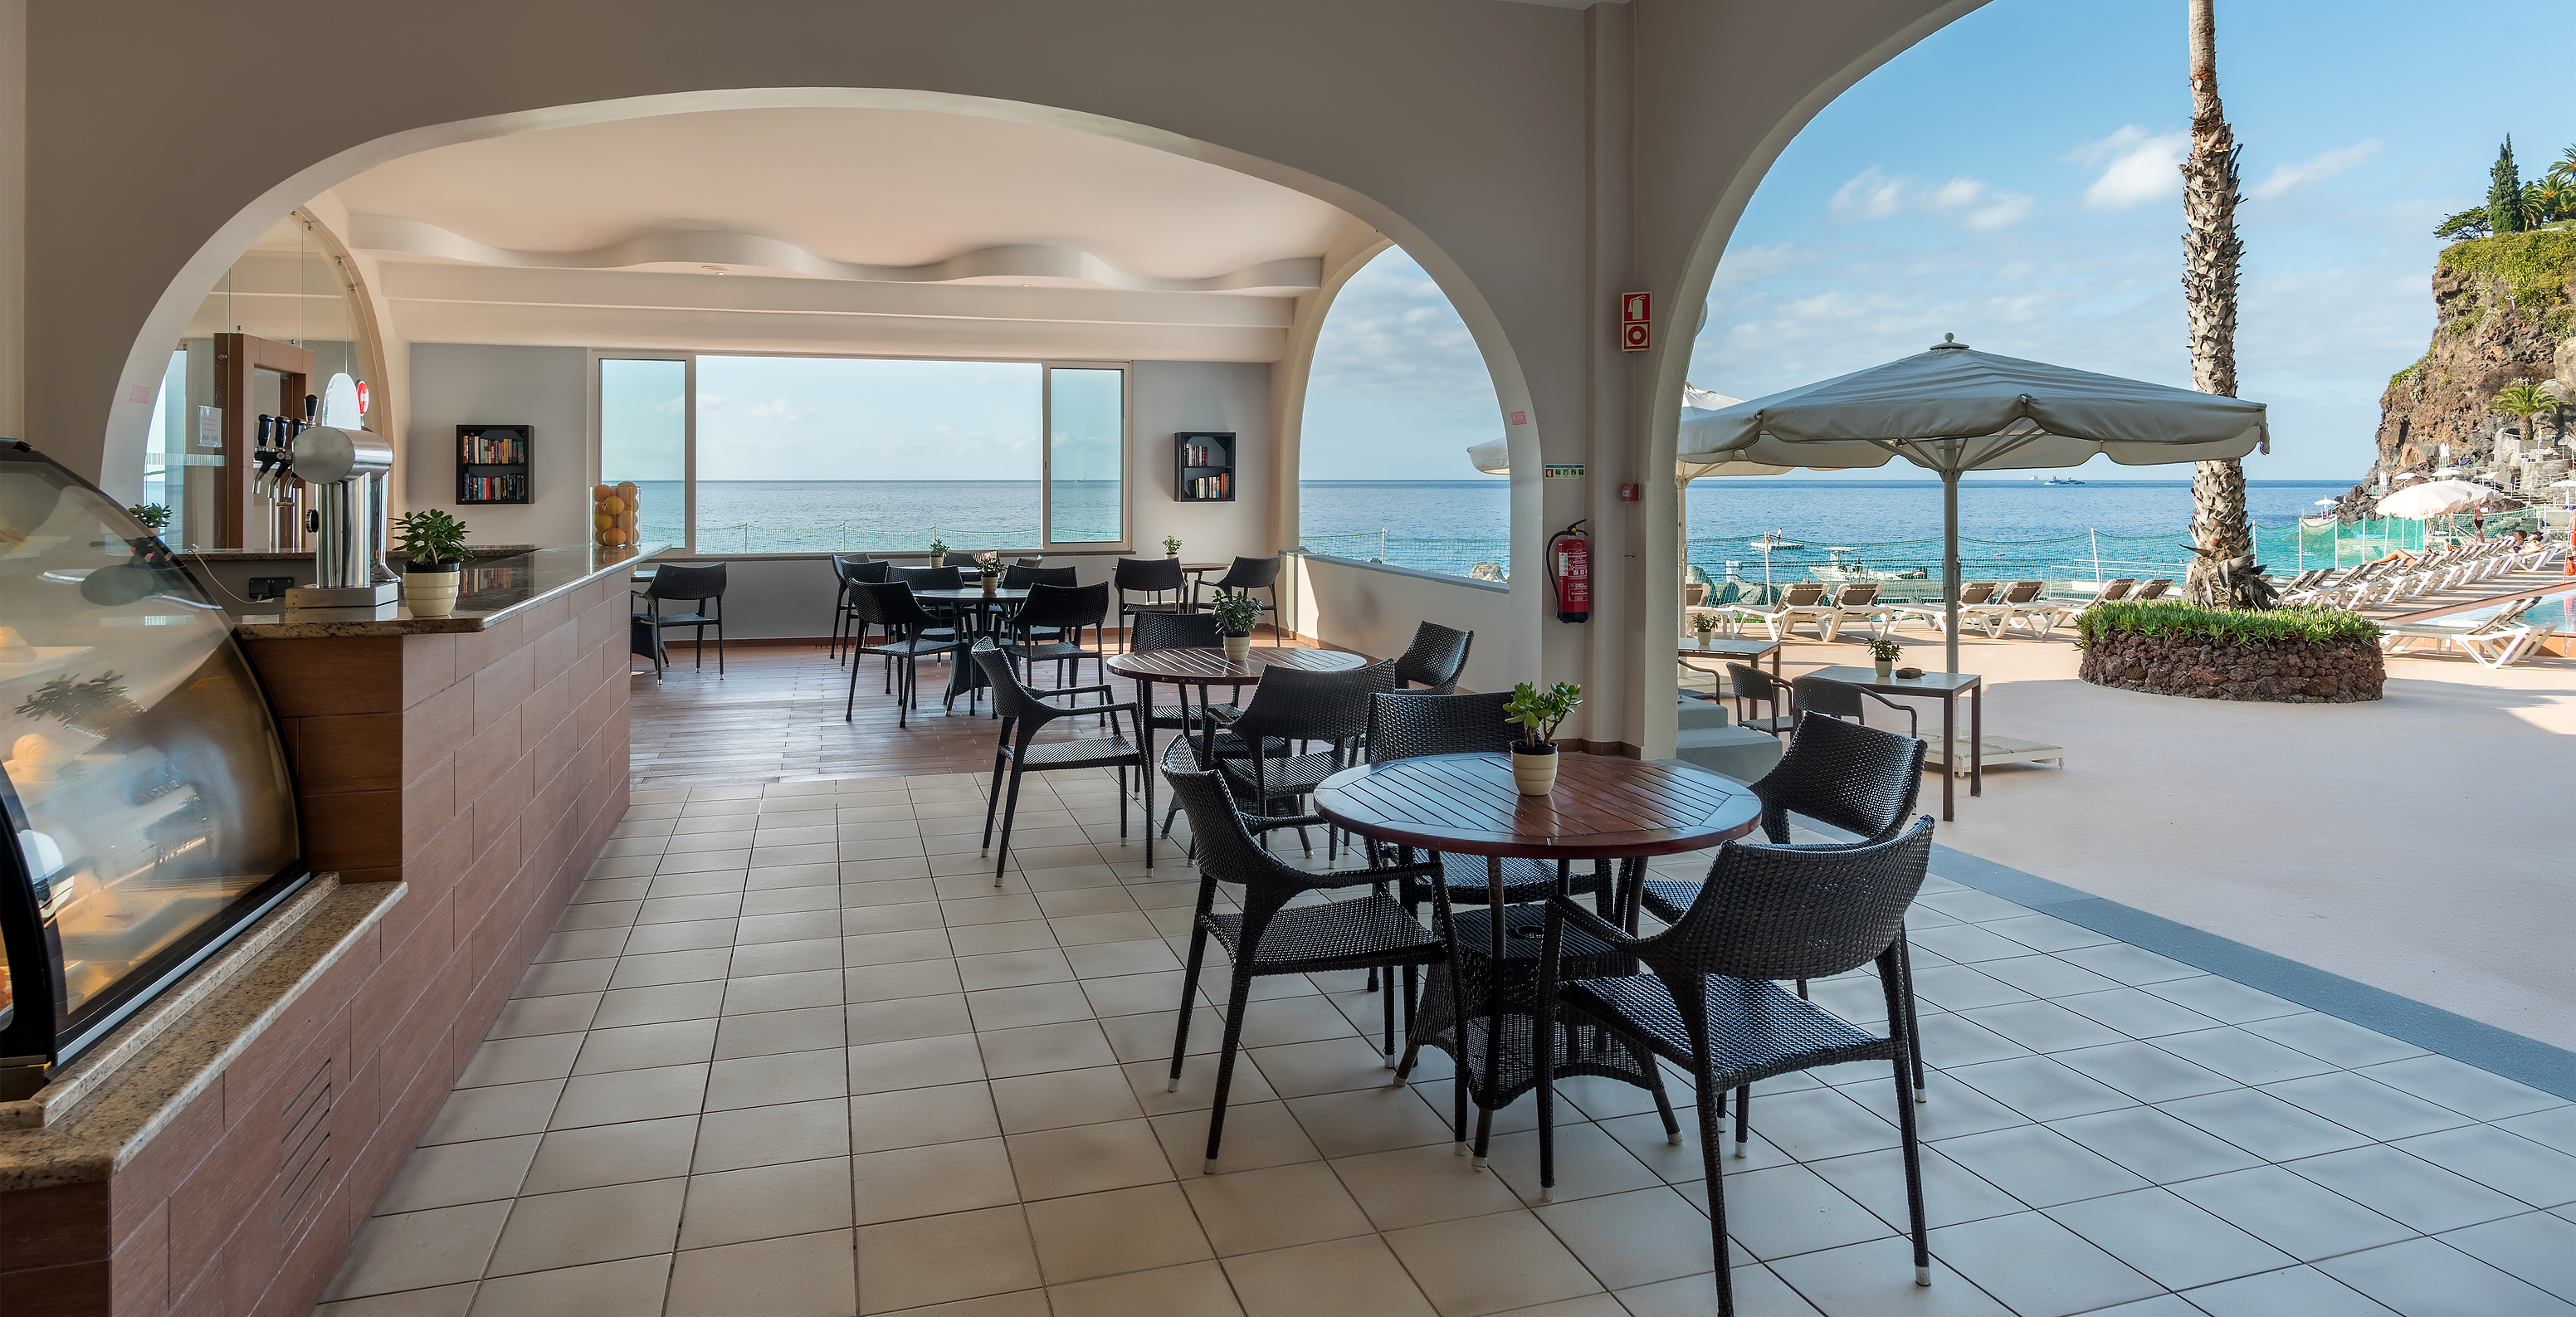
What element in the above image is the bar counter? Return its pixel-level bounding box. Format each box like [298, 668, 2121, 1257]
[193, 542, 666, 637]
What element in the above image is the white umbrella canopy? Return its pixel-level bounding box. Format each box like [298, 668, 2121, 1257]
[2374, 479, 2497, 519]
[1679, 336, 2269, 673]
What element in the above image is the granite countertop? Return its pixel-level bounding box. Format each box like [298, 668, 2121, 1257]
[229, 542, 669, 638]
[179, 545, 545, 563]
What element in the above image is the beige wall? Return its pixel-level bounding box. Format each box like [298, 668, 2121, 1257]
[1286, 554, 1514, 701]
[14, 0, 1973, 753]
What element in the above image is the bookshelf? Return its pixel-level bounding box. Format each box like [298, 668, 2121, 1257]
[457, 423, 532, 505]
[1174, 432, 1235, 503]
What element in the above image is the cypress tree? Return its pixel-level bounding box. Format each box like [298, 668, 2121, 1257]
[2488, 136, 2525, 235]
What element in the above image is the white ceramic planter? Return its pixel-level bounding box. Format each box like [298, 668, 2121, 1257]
[1510, 744, 1559, 795]
[1222, 635, 1251, 664]
[404, 564, 461, 618]
[1875, 660, 1894, 681]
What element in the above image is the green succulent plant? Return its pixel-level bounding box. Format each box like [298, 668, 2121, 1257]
[391, 509, 471, 565]
[1502, 680, 1581, 749]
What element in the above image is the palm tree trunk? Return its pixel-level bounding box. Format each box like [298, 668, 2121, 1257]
[2182, 0, 2252, 607]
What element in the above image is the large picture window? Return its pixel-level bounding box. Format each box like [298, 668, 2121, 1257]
[596, 353, 1127, 554]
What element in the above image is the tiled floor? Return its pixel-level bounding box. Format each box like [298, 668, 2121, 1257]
[319, 769, 2576, 1317]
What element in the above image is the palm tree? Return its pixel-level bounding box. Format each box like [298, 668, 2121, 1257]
[2493, 378, 2555, 449]
[2181, 0, 2254, 607]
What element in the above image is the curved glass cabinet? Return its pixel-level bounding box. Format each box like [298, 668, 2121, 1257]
[0, 441, 305, 1068]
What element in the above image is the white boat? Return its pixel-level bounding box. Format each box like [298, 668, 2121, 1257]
[1812, 547, 1927, 582]
[1749, 533, 1802, 551]
[2032, 476, 2085, 485]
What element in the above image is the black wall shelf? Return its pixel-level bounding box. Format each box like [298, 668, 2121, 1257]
[1175, 432, 1235, 503]
[457, 423, 532, 505]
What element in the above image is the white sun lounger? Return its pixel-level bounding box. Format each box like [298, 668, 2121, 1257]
[2378, 596, 2549, 668]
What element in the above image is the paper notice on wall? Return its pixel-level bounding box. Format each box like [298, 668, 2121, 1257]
[197, 406, 222, 451]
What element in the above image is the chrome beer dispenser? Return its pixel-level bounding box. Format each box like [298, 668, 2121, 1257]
[278, 425, 398, 612]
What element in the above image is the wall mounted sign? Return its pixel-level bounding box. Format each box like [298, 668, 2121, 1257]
[196, 405, 222, 451]
[1544, 464, 1585, 480]
[1620, 292, 1651, 352]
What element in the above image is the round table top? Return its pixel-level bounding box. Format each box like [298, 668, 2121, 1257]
[1105, 646, 1368, 685]
[911, 587, 1031, 602]
[1314, 752, 1761, 860]
[1178, 562, 1232, 573]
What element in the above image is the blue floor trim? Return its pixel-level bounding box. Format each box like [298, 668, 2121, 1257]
[1926, 841, 2576, 1104]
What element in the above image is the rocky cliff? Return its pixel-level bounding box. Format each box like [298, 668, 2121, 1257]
[2374, 229, 2576, 497]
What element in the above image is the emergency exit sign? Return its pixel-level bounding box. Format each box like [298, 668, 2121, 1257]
[1543, 464, 1585, 480]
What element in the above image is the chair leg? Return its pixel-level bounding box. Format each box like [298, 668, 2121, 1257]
[1381, 963, 1397, 1064]
[1170, 922, 1212, 1090]
[1893, 1046, 1933, 1287]
[844, 644, 865, 721]
[993, 766, 1026, 888]
[1734, 1085, 1752, 1157]
[982, 753, 1008, 850]
[714, 620, 724, 675]
[1692, 1072, 1739, 1317]
[1897, 934, 1928, 1100]
[1203, 973, 1255, 1173]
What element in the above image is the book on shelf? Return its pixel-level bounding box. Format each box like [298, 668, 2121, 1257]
[459, 429, 527, 465]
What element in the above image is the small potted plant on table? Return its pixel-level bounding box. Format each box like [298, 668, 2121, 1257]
[1502, 680, 1581, 795]
[926, 537, 948, 568]
[392, 509, 470, 617]
[973, 550, 1002, 597]
[1163, 534, 1182, 559]
[1868, 636, 1903, 681]
[1690, 611, 1719, 649]
[1210, 592, 1262, 665]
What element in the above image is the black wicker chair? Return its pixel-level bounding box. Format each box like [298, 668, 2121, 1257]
[830, 555, 890, 666]
[1003, 563, 1078, 590]
[1537, 818, 1938, 1316]
[1638, 712, 1931, 1099]
[1793, 674, 1918, 738]
[1115, 557, 1190, 647]
[1198, 554, 1282, 631]
[1003, 581, 1110, 689]
[1729, 662, 1797, 738]
[641, 562, 729, 673]
[1163, 765, 1444, 1171]
[1391, 622, 1474, 694]
[1218, 661, 1394, 857]
[970, 641, 1149, 885]
[843, 581, 957, 728]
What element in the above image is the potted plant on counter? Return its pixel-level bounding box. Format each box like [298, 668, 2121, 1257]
[1868, 636, 1903, 682]
[1163, 534, 1182, 559]
[1210, 592, 1261, 665]
[1690, 612, 1719, 649]
[926, 537, 948, 568]
[1501, 680, 1580, 795]
[392, 509, 470, 618]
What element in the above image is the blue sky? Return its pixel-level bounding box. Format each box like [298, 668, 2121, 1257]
[1305, 0, 2576, 482]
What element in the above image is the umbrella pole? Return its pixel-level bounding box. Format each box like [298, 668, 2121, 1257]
[1944, 469, 1962, 676]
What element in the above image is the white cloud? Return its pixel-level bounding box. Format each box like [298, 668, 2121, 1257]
[2072, 126, 2190, 210]
[2252, 139, 2383, 200]
[1827, 166, 2034, 230]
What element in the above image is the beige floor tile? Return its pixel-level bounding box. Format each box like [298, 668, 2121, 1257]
[458, 1036, 584, 1090]
[848, 1081, 1002, 1154]
[323, 1201, 515, 1299]
[1153, 1099, 1324, 1177]
[943, 893, 1047, 925]
[1330, 1144, 1530, 1232]
[1503, 1295, 1632, 1317]
[841, 876, 939, 905]
[1048, 1260, 1244, 1317]
[607, 947, 734, 990]
[723, 968, 845, 1016]
[1533, 1185, 1718, 1291]
[665, 1228, 856, 1317]
[946, 920, 1061, 956]
[571, 1019, 719, 1076]
[536, 928, 630, 964]
[1049, 911, 1163, 946]
[1222, 1234, 1437, 1317]
[463, 1253, 671, 1317]
[840, 928, 955, 968]
[959, 948, 1077, 992]
[739, 909, 847, 945]
[377, 1134, 540, 1214]
[1007, 1116, 1178, 1199]
[422, 1080, 567, 1146]
[324, 1282, 470, 1316]
[1023, 863, 1125, 891]
[1287, 1087, 1459, 1159]
[846, 958, 964, 1003]
[842, 856, 934, 881]
[848, 993, 975, 1045]
[842, 900, 946, 934]
[1082, 970, 1193, 1020]
[659, 850, 754, 876]
[850, 1033, 988, 1094]
[592, 982, 726, 1030]
[1234, 995, 1364, 1050]
[1382, 1210, 1603, 1317]
[706, 1047, 849, 1110]
[967, 983, 1095, 1032]
[990, 1066, 1144, 1134]
[978, 1020, 1120, 1078]
[1102, 1006, 1224, 1063]
[1129, 1054, 1280, 1116]
[1482, 1124, 1662, 1207]
[855, 1205, 1042, 1314]
[638, 893, 745, 924]
[739, 886, 842, 919]
[512, 959, 617, 1001]
[1023, 1182, 1214, 1283]
[550, 1063, 707, 1129]
[1183, 1160, 1376, 1257]
[1036, 886, 1143, 918]
[850, 1137, 1021, 1225]
[485, 1178, 687, 1276]
[695, 1097, 851, 1173]
[521, 1116, 701, 1194]
[714, 1004, 846, 1060]
[622, 920, 736, 957]
[485, 993, 601, 1040]
[746, 861, 840, 890]
[1245, 1037, 1391, 1099]
[678, 1156, 856, 1248]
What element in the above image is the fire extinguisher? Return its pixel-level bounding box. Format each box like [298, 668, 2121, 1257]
[1545, 519, 1590, 622]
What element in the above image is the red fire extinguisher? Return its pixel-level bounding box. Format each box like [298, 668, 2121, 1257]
[1545, 520, 1590, 623]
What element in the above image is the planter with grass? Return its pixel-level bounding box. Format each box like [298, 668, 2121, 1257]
[393, 509, 471, 618]
[926, 537, 948, 568]
[2076, 602, 2383, 703]
[1210, 592, 1262, 664]
[1867, 637, 1904, 681]
[1690, 613, 1719, 649]
[1163, 535, 1182, 559]
[1502, 680, 1581, 795]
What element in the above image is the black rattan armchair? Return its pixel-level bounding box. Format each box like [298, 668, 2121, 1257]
[844, 581, 956, 728]
[1728, 662, 1796, 737]
[1163, 765, 1443, 1172]
[971, 641, 1150, 885]
[1538, 819, 1939, 1315]
[1218, 661, 1394, 856]
[641, 562, 729, 674]
[1003, 581, 1109, 688]
[1115, 557, 1189, 646]
[1391, 622, 1474, 694]
[1793, 674, 1918, 738]
[1198, 554, 1282, 630]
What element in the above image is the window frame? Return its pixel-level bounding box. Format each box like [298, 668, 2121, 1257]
[589, 349, 1129, 556]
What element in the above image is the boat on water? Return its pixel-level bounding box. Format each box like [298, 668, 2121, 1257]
[2031, 476, 2086, 485]
[1812, 546, 1929, 582]
[1749, 532, 1802, 551]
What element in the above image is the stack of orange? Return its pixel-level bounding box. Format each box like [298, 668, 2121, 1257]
[593, 482, 641, 547]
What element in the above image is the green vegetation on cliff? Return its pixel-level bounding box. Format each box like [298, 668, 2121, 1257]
[2435, 228, 2576, 339]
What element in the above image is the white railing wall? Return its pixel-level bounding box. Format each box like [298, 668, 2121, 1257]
[1283, 552, 1511, 694]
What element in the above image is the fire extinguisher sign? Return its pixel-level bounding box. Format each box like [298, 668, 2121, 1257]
[1620, 292, 1651, 352]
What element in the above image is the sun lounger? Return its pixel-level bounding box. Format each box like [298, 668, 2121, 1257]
[2130, 578, 2174, 602]
[2378, 596, 2548, 668]
[1969, 580, 2049, 637]
[1893, 581, 1998, 633]
[2030, 578, 2132, 634]
[1822, 582, 1891, 641]
[1735, 581, 1828, 641]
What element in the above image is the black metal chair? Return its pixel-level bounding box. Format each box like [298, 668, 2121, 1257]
[1003, 581, 1109, 689]
[1115, 557, 1189, 647]
[1014, 556, 1046, 568]
[641, 562, 728, 673]
[1003, 563, 1078, 590]
[970, 641, 1149, 885]
[844, 581, 956, 728]
[1198, 554, 1282, 631]
[627, 617, 666, 681]
[1793, 674, 1919, 738]
[1638, 712, 1932, 1100]
[1217, 661, 1394, 858]
[1163, 765, 1444, 1172]
[830, 556, 890, 666]
[1538, 819, 1939, 1316]
[1391, 621, 1473, 694]
[1728, 662, 1797, 738]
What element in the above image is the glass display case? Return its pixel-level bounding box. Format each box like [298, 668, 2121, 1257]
[0, 441, 305, 1068]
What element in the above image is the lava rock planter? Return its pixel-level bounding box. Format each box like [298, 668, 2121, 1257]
[2075, 601, 2384, 704]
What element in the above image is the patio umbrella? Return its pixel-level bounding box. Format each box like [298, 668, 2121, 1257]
[2374, 479, 2496, 519]
[1680, 335, 2268, 673]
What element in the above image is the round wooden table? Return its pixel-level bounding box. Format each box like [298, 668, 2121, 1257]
[1105, 646, 1368, 765]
